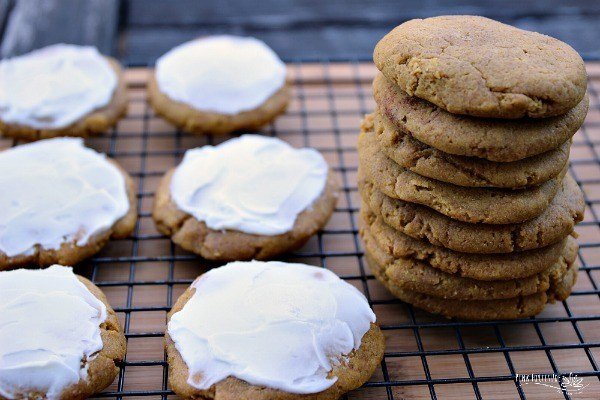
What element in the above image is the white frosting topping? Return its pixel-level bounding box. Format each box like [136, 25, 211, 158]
[155, 35, 286, 114]
[0, 138, 130, 257]
[170, 134, 329, 236]
[168, 260, 375, 394]
[0, 44, 117, 129]
[0, 265, 107, 399]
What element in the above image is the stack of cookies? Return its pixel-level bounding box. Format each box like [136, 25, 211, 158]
[358, 16, 589, 320]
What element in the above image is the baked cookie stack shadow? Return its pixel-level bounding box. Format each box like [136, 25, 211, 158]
[359, 15, 589, 320]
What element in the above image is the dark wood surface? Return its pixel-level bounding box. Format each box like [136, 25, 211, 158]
[0, 0, 599, 64]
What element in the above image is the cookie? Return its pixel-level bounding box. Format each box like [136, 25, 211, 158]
[153, 136, 338, 261]
[373, 16, 587, 119]
[0, 139, 137, 270]
[363, 225, 577, 300]
[369, 111, 571, 188]
[358, 125, 565, 224]
[0, 45, 128, 141]
[360, 207, 568, 281]
[366, 251, 578, 320]
[373, 74, 588, 162]
[148, 36, 291, 135]
[165, 261, 385, 399]
[358, 174, 584, 254]
[0, 266, 126, 399]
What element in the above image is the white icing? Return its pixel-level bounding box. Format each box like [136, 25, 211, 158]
[0, 265, 107, 399]
[168, 260, 375, 394]
[170, 134, 329, 236]
[155, 35, 286, 114]
[0, 138, 130, 257]
[0, 44, 117, 129]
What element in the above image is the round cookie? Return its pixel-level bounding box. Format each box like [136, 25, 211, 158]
[358, 174, 584, 254]
[366, 251, 578, 320]
[373, 15, 588, 119]
[363, 226, 577, 301]
[0, 139, 137, 270]
[153, 136, 338, 261]
[373, 73, 588, 162]
[358, 125, 565, 224]
[370, 111, 571, 188]
[0, 266, 126, 399]
[360, 207, 568, 281]
[0, 45, 128, 141]
[148, 36, 291, 135]
[165, 261, 385, 400]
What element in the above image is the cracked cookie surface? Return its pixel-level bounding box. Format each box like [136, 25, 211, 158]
[369, 111, 571, 187]
[373, 73, 587, 162]
[373, 15, 587, 119]
[152, 169, 339, 261]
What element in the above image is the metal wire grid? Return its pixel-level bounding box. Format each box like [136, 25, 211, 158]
[3, 61, 598, 399]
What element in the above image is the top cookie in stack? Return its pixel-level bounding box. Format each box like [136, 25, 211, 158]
[359, 15, 588, 320]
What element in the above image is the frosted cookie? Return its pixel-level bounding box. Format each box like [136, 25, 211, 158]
[148, 35, 290, 135]
[0, 265, 126, 399]
[0, 44, 128, 141]
[153, 135, 338, 261]
[374, 16, 588, 118]
[373, 74, 587, 162]
[363, 224, 578, 301]
[369, 111, 571, 188]
[359, 175, 584, 254]
[366, 251, 578, 320]
[166, 260, 384, 399]
[360, 207, 567, 281]
[358, 125, 565, 224]
[0, 138, 137, 270]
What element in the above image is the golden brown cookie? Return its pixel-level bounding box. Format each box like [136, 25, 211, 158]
[366, 250, 578, 320]
[363, 225, 578, 300]
[147, 75, 291, 135]
[360, 207, 568, 281]
[358, 174, 584, 254]
[370, 111, 571, 187]
[165, 280, 385, 400]
[0, 58, 128, 141]
[358, 125, 565, 224]
[2, 275, 127, 400]
[373, 74, 588, 162]
[0, 160, 138, 271]
[373, 16, 587, 119]
[153, 169, 338, 261]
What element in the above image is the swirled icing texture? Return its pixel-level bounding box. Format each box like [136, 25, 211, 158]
[155, 35, 286, 114]
[168, 260, 376, 394]
[170, 134, 329, 235]
[0, 44, 117, 129]
[0, 138, 130, 257]
[0, 265, 107, 399]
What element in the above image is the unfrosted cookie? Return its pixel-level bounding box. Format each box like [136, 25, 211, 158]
[363, 225, 577, 301]
[359, 174, 584, 254]
[148, 35, 291, 135]
[358, 125, 565, 224]
[153, 135, 338, 261]
[373, 74, 588, 162]
[369, 111, 571, 188]
[0, 266, 126, 399]
[360, 207, 567, 281]
[366, 251, 578, 320]
[165, 260, 384, 400]
[374, 16, 587, 118]
[0, 138, 137, 270]
[0, 44, 128, 141]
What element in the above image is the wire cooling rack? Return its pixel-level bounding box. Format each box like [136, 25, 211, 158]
[2, 61, 599, 400]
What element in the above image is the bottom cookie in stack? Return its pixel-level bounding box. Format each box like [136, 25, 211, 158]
[360, 206, 579, 320]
